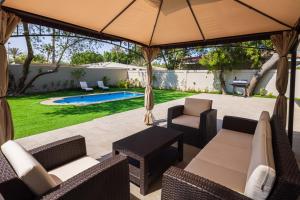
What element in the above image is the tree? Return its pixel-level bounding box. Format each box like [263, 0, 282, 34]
[9, 47, 22, 63]
[14, 53, 47, 64]
[16, 22, 34, 94]
[244, 41, 277, 96]
[199, 45, 248, 94]
[14, 23, 102, 95]
[161, 49, 188, 69]
[32, 54, 47, 64]
[41, 44, 53, 63]
[155, 48, 199, 69]
[70, 51, 103, 65]
[14, 54, 27, 64]
[103, 45, 142, 65]
[199, 41, 274, 95]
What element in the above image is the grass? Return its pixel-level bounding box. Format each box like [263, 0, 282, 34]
[254, 94, 277, 99]
[8, 88, 196, 139]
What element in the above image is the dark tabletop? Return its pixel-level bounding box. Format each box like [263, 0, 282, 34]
[113, 126, 183, 158]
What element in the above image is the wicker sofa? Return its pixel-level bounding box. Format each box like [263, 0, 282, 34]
[0, 135, 130, 200]
[167, 98, 217, 148]
[162, 113, 300, 200]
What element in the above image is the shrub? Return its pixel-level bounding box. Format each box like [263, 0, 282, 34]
[56, 81, 61, 87]
[117, 79, 142, 89]
[63, 80, 69, 88]
[259, 88, 268, 96]
[70, 80, 75, 88]
[102, 76, 110, 85]
[71, 68, 86, 80]
[117, 80, 130, 88]
[266, 92, 276, 98]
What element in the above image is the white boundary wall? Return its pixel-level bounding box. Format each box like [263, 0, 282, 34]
[128, 69, 300, 98]
[8, 64, 300, 98]
[9, 64, 128, 93]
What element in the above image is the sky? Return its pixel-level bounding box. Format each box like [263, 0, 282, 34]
[6, 36, 114, 59]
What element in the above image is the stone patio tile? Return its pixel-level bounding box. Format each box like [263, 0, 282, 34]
[16, 93, 300, 200]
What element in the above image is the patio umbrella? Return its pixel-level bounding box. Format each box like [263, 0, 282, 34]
[2, 0, 299, 48]
[0, 9, 20, 145]
[1, 0, 299, 126]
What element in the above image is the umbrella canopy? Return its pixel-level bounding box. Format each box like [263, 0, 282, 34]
[2, 0, 300, 48]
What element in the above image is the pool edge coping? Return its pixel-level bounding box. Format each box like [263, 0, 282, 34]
[40, 91, 144, 106]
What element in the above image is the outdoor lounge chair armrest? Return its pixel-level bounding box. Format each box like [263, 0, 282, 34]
[167, 105, 184, 123]
[40, 155, 130, 200]
[29, 135, 87, 171]
[200, 109, 217, 144]
[161, 166, 251, 200]
[222, 116, 258, 134]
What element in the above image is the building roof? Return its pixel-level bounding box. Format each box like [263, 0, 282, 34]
[82, 62, 166, 70]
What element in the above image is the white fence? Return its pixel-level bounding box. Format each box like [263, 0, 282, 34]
[9, 64, 128, 93]
[128, 69, 300, 98]
[8, 64, 300, 98]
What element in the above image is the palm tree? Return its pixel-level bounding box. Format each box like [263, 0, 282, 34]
[9, 47, 21, 63]
[42, 44, 53, 63]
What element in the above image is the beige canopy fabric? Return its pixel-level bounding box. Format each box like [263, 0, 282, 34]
[0, 9, 20, 145]
[2, 0, 300, 48]
[271, 30, 299, 128]
[142, 47, 160, 125]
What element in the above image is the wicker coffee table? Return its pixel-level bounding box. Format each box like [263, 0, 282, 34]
[112, 126, 183, 195]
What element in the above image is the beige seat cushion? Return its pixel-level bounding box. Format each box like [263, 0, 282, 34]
[185, 158, 247, 193]
[48, 156, 99, 182]
[1, 141, 58, 195]
[195, 141, 251, 174]
[185, 129, 253, 193]
[183, 98, 212, 117]
[194, 129, 252, 174]
[172, 115, 200, 129]
[245, 120, 275, 200]
[213, 129, 253, 150]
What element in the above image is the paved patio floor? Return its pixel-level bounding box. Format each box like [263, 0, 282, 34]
[17, 93, 300, 200]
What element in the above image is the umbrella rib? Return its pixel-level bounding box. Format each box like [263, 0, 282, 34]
[186, 0, 206, 40]
[100, 0, 136, 33]
[149, 0, 163, 46]
[234, 0, 292, 29]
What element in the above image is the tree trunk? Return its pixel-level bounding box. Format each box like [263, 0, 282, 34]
[46, 52, 50, 63]
[15, 22, 34, 94]
[161, 50, 169, 69]
[52, 28, 56, 64]
[247, 53, 279, 96]
[16, 37, 80, 94]
[219, 66, 227, 94]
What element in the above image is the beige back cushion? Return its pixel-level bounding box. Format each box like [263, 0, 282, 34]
[1, 141, 58, 195]
[245, 119, 276, 200]
[183, 98, 212, 117]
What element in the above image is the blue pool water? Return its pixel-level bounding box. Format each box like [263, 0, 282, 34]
[53, 91, 144, 105]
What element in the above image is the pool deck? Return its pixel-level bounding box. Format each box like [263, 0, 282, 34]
[17, 93, 300, 200]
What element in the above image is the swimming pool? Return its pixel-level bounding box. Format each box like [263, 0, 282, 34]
[51, 91, 144, 105]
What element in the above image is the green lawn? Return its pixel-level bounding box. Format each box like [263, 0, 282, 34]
[8, 88, 196, 139]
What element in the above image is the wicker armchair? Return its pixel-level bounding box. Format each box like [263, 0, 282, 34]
[161, 115, 300, 200]
[0, 136, 130, 200]
[167, 98, 217, 148]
